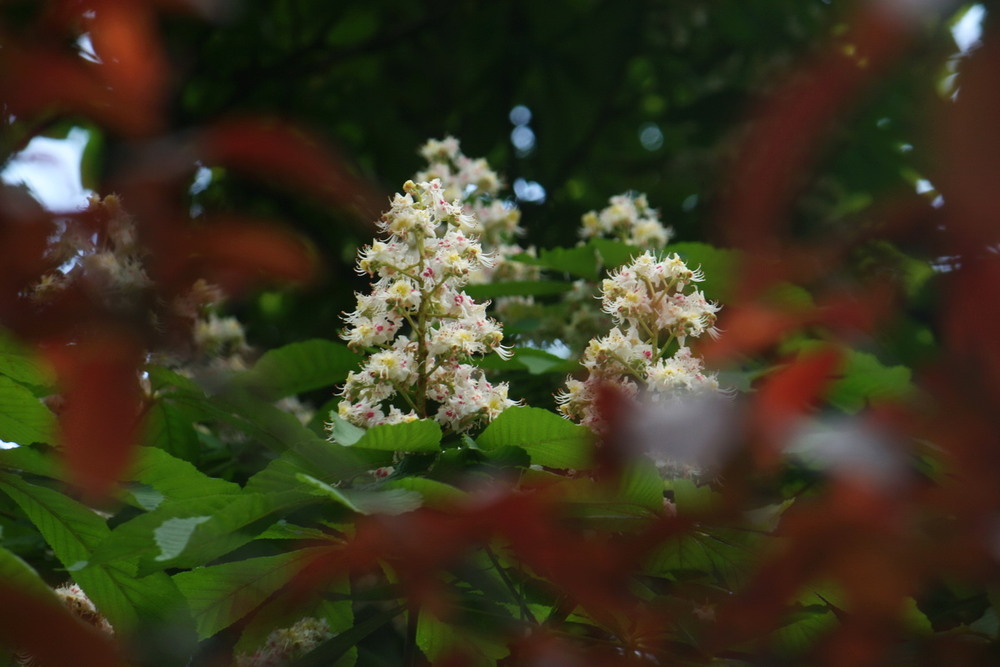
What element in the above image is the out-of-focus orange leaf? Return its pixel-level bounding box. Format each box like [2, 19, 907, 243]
[42, 330, 146, 502]
[700, 302, 805, 362]
[147, 216, 318, 298]
[938, 24, 1000, 251]
[751, 345, 842, 468]
[0, 583, 126, 667]
[198, 118, 386, 223]
[85, 0, 167, 133]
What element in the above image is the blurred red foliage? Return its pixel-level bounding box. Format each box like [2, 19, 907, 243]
[0, 0, 384, 501]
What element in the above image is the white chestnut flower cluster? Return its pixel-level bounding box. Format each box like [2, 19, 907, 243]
[556, 251, 721, 430]
[415, 136, 538, 284]
[579, 192, 673, 249]
[336, 179, 517, 433]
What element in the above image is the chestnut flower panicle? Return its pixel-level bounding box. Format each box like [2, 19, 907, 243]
[579, 192, 673, 249]
[555, 250, 721, 431]
[415, 136, 538, 283]
[335, 179, 516, 434]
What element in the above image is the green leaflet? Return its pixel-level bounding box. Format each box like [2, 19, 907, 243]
[0, 543, 57, 599]
[770, 606, 838, 656]
[477, 407, 593, 470]
[827, 349, 914, 413]
[0, 375, 55, 446]
[669, 242, 741, 304]
[417, 610, 510, 667]
[0, 473, 182, 632]
[0, 443, 59, 478]
[143, 400, 201, 462]
[383, 477, 467, 509]
[328, 415, 443, 453]
[0, 327, 54, 389]
[646, 526, 757, 591]
[128, 446, 242, 500]
[464, 280, 573, 300]
[235, 339, 361, 401]
[512, 245, 599, 281]
[90, 490, 317, 575]
[588, 238, 644, 269]
[174, 546, 331, 639]
[473, 347, 576, 375]
[297, 474, 423, 515]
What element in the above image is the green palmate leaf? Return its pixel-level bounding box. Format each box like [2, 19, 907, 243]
[213, 390, 371, 479]
[588, 238, 643, 268]
[236, 339, 361, 401]
[474, 347, 576, 375]
[0, 443, 59, 478]
[827, 349, 914, 413]
[327, 414, 365, 446]
[0, 473, 182, 631]
[770, 606, 838, 656]
[0, 327, 54, 389]
[617, 459, 665, 513]
[0, 375, 55, 445]
[417, 610, 510, 667]
[383, 477, 467, 509]
[464, 280, 573, 300]
[174, 546, 331, 639]
[0, 543, 57, 599]
[646, 526, 757, 590]
[92, 489, 318, 575]
[513, 245, 599, 281]
[669, 242, 741, 303]
[665, 478, 722, 515]
[477, 407, 592, 469]
[143, 400, 201, 462]
[330, 416, 443, 453]
[297, 474, 422, 515]
[127, 446, 242, 501]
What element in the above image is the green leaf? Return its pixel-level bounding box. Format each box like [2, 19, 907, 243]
[417, 610, 510, 666]
[127, 446, 242, 501]
[331, 417, 443, 453]
[383, 477, 467, 509]
[91, 490, 317, 575]
[669, 242, 741, 303]
[464, 280, 573, 300]
[617, 459, 664, 513]
[588, 238, 643, 268]
[0, 473, 181, 631]
[0, 443, 60, 478]
[0, 543, 57, 599]
[327, 414, 365, 446]
[297, 474, 422, 515]
[513, 245, 599, 281]
[143, 400, 201, 462]
[770, 606, 837, 656]
[0, 328, 53, 389]
[236, 339, 361, 401]
[664, 478, 721, 515]
[0, 375, 55, 445]
[646, 526, 756, 589]
[474, 347, 576, 375]
[174, 547, 330, 639]
[477, 407, 592, 469]
[827, 349, 914, 413]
